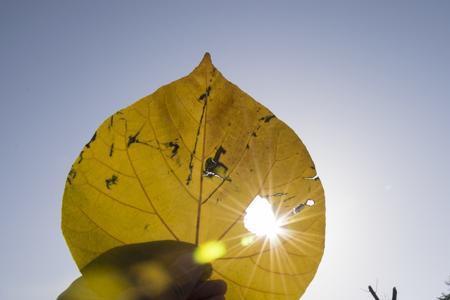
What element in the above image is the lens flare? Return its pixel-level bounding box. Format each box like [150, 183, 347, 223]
[194, 240, 226, 264]
[240, 235, 256, 246]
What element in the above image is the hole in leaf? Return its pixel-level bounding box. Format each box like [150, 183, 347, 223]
[292, 199, 315, 215]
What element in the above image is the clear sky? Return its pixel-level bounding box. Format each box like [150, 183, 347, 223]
[1, 1, 449, 299]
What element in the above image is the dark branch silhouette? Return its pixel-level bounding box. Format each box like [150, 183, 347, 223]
[368, 286, 380, 300]
[368, 285, 397, 300]
[438, 278, 450, 300]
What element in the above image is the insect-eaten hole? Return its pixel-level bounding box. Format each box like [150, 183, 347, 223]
[306, 199, 315, 207]
[292, 199, 316, 215]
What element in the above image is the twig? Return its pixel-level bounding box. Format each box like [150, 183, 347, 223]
[368, 285, 397, 300]
[368, 286, 380, 300]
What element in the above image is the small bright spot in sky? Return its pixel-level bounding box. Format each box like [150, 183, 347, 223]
[244, 195, 281, 238]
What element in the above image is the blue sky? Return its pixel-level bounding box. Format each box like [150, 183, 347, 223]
[1, 1, 449, 299]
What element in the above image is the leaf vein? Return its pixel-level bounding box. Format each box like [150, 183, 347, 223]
[124, 121, 180, 241]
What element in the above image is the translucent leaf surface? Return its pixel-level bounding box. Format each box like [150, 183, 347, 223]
[62, 53, 325, 299]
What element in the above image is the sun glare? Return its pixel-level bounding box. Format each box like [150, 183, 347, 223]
[243, 195, 282, 238]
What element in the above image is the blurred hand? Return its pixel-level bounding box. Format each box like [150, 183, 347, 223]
[58, 240, 227, 300]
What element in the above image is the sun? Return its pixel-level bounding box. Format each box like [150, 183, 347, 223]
[243, 195, 283, 239]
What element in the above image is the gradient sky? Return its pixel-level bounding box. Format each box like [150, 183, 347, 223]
[1, 1, 449, 299]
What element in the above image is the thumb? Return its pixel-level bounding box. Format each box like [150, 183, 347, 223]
[162, 252, 212, 300]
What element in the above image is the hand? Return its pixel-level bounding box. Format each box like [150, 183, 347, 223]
[58, 240, 227, 300]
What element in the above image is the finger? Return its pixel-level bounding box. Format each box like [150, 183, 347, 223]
[82, 240, 197, 275]
[57, 276, 105, 300]
[188, 280, 227, 300]
[170, 253, 212, 296]
[81, 241, 199, 299]
[203, 296, 225, 300]
[162, 253, 212, 300]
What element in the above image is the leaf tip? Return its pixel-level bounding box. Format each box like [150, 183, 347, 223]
[199, 52, 213, 67]
[191, 52, 215, 77]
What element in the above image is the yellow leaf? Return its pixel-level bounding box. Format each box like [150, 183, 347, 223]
[62, 53, 326, 299]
